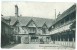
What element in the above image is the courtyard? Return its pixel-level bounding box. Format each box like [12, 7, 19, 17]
[2, 44, 75, 50]
[1, 2, 76, 50]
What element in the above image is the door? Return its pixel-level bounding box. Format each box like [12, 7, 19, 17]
[24, 37, 29, 44]
[18, 36, 21, 43]
[21, 36, 29, 44]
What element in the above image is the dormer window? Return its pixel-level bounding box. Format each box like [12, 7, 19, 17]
[42, 23, 47, 34]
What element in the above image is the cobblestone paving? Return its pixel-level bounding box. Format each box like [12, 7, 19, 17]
[11, 44, 75, 50]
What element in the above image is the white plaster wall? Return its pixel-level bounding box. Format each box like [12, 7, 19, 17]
[37, 28, 42, 35]
[19, 27, 28, 34]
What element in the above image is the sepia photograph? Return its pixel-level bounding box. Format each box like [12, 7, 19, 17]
[1, 1, 76, 50]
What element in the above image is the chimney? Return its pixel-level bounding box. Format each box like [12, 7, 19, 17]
[57, 12, 61, 17]
[15, 5, 19, 17]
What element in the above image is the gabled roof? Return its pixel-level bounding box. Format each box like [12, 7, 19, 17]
[50, 4, 76, 27]
[42, 22, 48, 28]
[10, 17, 54, 28]
[26, 19, 37, 27]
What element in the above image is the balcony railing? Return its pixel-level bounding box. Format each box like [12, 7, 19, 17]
[50, 19, 75, 34]
[51, 19, 75, 31]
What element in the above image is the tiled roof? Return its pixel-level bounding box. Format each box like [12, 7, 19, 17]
[50, 4, 76, 26]
[1, 17, 10, 26]
[9, 17, 54, 28]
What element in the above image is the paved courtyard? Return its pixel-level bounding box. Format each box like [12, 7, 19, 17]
[10, 44, 75, 50]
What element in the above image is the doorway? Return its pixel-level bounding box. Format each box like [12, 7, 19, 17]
[18, 36, 21, 43]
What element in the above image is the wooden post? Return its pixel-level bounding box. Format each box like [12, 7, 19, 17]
[63, 38, 65, 46]
[56, 35, 58, 44]
[29, 35, 30, 44]
[72, 37, 74, 48]
[59, 35, 61, 45]
[16, 36, 18, 43]
[68, 37, 69, 47]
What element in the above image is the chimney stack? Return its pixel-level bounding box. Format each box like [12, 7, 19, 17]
[15, 5, 19, 17]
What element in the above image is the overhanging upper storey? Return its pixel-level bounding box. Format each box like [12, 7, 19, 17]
[49, 4, 76, 34]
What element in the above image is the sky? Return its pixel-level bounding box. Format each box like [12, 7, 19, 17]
[1, 2, 75, 19]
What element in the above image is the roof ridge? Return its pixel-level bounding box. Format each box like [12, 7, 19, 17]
[2, 16, 53, 20]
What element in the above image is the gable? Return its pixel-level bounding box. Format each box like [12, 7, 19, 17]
[42, 23, 47, 28]
[27, 20, 36, 27]
[13, 20, 19, 26]
[9, 17, 53, 27]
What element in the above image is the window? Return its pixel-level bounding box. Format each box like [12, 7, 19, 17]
[42, 28, 46, 34]
[28, 28, 36, 33]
